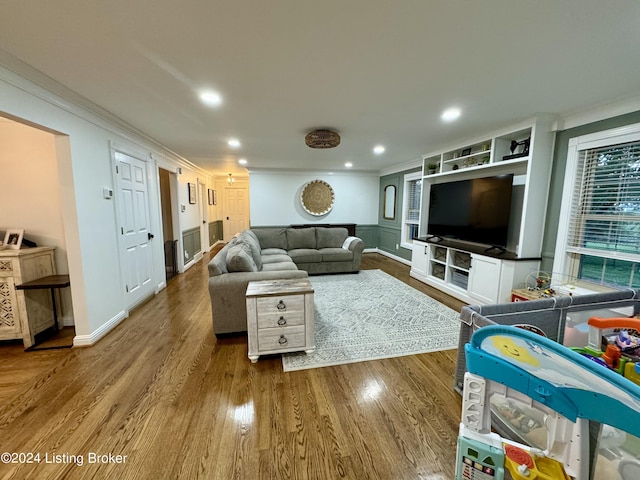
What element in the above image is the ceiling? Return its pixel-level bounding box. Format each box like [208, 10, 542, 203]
[1, 1, 640, 176]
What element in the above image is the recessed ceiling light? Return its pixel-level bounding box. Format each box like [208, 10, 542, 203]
[228, 138, 241, 148]
[238, 158, 247, 165]
[199, 90, 222, 107]
[373, 145, 385, 155]
[441, 107, 461, 122]
[345, 162, 353, 168]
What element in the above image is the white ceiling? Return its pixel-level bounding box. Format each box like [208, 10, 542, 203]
[1, 1, 640, 175]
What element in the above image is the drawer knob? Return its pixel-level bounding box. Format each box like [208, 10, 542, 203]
[278, 335, 288, 345]
[277, 300, 286, 311]
[277, 316, 287, 326]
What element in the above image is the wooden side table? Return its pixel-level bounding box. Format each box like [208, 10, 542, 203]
[246, 278, 315, 363]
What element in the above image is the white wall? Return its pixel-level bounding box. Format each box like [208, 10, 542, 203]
[249, 170, 379, 226]
[0, 118, 74, 324]
[0, 65, 212, 345]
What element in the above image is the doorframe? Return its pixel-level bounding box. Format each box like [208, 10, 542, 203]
[198, 178, 209, 254]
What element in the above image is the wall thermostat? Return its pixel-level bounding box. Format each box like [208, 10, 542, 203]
[103, 187, 114, 199]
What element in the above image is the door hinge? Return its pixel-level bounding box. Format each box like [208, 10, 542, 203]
[121, 227, 124, 235]
[116, 165, 119, 174]
[125, 285, 129, 293]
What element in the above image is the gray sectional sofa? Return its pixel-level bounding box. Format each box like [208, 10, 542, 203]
[208, 227, 364, 335]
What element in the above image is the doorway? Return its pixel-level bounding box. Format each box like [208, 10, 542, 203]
[159, 168, 178, 281]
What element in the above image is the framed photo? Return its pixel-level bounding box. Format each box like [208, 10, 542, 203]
[3, 228, 24, 249]
[212, 190, 217, 205]
[208, 189, 215, 205]
[188, 182, 196, 204]
[461, 148, 472, 157]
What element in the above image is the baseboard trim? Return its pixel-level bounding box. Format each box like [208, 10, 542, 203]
[72, 310, 128, 347]
[372, 248, 412, 266]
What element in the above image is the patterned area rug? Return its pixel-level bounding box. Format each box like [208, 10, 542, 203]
[282, 269, 460, 371]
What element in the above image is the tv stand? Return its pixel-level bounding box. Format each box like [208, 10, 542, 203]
[484, 245, 506, 254]
[410, 239, 540, 304]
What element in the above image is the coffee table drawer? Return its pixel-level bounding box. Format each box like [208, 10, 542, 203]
[258, 325, 306, 351]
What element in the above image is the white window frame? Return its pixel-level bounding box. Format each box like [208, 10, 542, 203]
[401, 171, 422, 249]
[552, 122, 640, 286]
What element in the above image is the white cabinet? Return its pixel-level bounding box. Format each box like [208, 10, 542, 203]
[468, 254, 502, 304]
[409, 242, 539, 305]
[0, 247, 57, 348]
[410, 240, 429, 278]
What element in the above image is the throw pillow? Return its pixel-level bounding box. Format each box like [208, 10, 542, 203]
[253, 228, 288, 250]
[226, 244, 257, 272]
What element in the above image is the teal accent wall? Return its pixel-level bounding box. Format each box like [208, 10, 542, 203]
[376, 167, 421, 261]
[354, 225, 377, 249]
[182, 227, 201, 264]
[541, 110, 640, 273]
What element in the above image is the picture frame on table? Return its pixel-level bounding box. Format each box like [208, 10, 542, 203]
[3, 228, 25, 249]
[188, 182, 196, 204]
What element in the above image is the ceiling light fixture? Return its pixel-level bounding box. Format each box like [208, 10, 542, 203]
[199, 90, 222, 107]
[441, 107, 461, 122]
[238, 158, 247, 165]
[373, 145, 385, 155]
[227, 173, 235, 184]
[345, 162, 353, 168]
[305, 129, 340, 149]
[228, 138, 241, 148]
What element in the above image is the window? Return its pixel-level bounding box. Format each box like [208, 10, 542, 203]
[554, 123, 640, 288]
[401, 172, 422, 248]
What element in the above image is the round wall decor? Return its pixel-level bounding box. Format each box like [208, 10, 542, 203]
[300, 179, 335, 216]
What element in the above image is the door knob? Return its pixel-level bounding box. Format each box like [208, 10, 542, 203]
[148, 233, 155, 240]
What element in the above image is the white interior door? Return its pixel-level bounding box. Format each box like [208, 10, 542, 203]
[115, 150, 155, 308]
[223, 185, 249, 241]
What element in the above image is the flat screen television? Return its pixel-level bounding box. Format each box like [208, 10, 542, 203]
[427, 174, 514, 248]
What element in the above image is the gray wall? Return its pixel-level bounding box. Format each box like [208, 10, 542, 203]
[541, 110, 640, 273]
[377, 167, 421, 261]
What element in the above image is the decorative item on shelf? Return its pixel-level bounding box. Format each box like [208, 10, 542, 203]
[427, 163, 439, 175]
[300, 179, 335, 216]
[461, 147, 472, 156]
[503, 137, 531, 160]
[452, 164, 460, 170]
[304, 129, 340, 149]
[2, 228, 25, 249]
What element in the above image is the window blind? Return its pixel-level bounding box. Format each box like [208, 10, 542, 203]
[567, 140, 640, 262]
[405, 179, 422, 223]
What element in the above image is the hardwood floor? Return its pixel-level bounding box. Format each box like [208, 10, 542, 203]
[0, 251, 465, 480]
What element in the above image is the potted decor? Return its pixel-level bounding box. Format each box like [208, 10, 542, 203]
[427, 162, 439, 175]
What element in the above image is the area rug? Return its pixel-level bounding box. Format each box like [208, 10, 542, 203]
[282, 269, 460, 371]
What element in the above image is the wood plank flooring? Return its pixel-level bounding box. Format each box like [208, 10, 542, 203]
[0, 251, 466, 480]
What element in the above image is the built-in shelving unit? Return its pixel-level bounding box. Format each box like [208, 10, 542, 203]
[410, 116, 556, 304]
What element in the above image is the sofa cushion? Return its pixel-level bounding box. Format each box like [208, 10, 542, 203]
[252, 228, 288, 250]
[236, 234, 263, 270]
[261, 254, 293, 264]
[286, 228, 316, 250]
[262, 262, 300, 272]
[261, 248, 288, 256]
[226, 244, 258, 272]
[316, 227, 349, 249]
[288, 248, 323, 263]
[319, 247, 354, 262]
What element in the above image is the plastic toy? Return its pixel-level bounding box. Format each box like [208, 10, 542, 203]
[585, 317, 640, 385]
[456, 325, 640, 480]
